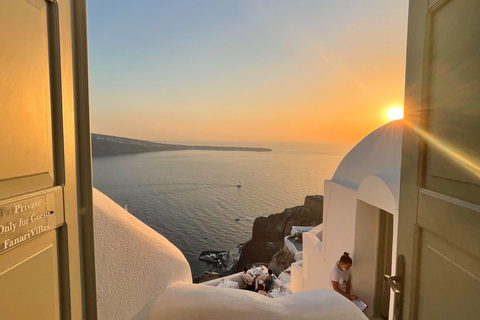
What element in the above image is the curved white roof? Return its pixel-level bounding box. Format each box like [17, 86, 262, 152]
[331, 120, 403, 204]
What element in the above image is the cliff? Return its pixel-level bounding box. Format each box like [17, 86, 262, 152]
[233, 195, 323, 273]
[92, 133, 272, 157]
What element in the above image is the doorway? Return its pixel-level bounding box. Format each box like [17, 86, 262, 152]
[354, 202, 394, 319]
[374, 210, 393, 319]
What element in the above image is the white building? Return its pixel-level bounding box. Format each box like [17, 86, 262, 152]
[290, 120, 403, 320]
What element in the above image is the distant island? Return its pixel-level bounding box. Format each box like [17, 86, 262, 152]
[91, 133, 273, 157]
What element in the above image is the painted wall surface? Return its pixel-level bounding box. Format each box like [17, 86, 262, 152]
[323, 181, 358, 269]
[302, 231, 325, 290]
[298, 181, 357, 292]
[93, 189, 192, 320]
[290, 261, 304, 292]
[357, 176, 398, 214]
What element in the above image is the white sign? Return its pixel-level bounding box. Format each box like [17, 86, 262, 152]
[0, 193, 56, 254]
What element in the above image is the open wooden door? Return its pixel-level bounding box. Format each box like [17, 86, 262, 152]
[0, 1, 96, 319]
[394, 0, 480, 319]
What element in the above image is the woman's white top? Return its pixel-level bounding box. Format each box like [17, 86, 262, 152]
[329, 262, 350, 292]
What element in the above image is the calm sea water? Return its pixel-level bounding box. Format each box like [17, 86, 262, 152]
[92, 141, 351, 276]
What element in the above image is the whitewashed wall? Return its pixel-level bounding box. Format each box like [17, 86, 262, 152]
[293, 176, 398, 311]
[300, 181, 357, 292]
[291, 121, 402, 319]
[94, 189, 192, 320]
[290, 260, 304, 292]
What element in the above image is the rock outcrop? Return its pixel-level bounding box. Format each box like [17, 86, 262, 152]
[268, 249, 297, 276]
[233, 195, 323, 273]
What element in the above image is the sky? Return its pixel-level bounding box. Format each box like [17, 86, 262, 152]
[87, 0, 409, 143]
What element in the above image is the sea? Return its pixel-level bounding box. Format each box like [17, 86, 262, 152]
[92, 141, 352, 277]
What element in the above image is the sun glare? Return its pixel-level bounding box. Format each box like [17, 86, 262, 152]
[387, 107, 404, 121]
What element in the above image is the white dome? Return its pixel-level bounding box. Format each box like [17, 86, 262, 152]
[331, 120, 403, 205]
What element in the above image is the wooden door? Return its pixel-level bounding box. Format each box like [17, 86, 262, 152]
[397, 0, 480, 319]
[0, 0, 96, 319]
[375, 210, 393, 319]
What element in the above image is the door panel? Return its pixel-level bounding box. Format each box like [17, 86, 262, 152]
[423, 0, 480, 205]
[375, 210, 393, 319]
[399, 0, 480, 319]
[418, 190, 480, 257]
[0, 232, 60, 320]
[0, 0, 96, 319]
[0, 2, 62, 319]
[417, 231, 480, 320]
[0, 0, 54, 198]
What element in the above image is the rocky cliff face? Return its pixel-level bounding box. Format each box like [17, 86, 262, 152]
[233, 195, 323, 273]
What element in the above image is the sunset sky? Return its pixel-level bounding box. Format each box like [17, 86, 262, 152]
[88, 0, 408, 143]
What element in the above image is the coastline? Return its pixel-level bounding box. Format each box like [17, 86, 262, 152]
[92, 133, 272, 157]
[92, 141, 348, 278]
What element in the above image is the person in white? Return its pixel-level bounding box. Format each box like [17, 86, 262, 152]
[330, 252, 358, 301]
[241, 266, 258, 291]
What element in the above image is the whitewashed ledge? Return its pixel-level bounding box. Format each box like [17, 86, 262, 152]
[93, 188, 367, 320]
[149, 283, 366, 320]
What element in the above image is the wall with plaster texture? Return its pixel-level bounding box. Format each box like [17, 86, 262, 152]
[93, 188, 192, 320]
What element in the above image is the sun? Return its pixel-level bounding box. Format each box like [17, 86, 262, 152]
[386, 106, 404, 121]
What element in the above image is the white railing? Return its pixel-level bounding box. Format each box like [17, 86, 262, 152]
[284, 235, 300, 254]
[291, 225, 315, 236]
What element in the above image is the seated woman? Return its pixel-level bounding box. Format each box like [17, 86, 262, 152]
[330, 252, 358, 301]
[264, 269, 275, 292]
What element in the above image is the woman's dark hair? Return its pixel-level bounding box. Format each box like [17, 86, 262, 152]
[268, 269, 273, 275]
[340, 252, 353, 265]
[243, 266, 248, 272]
